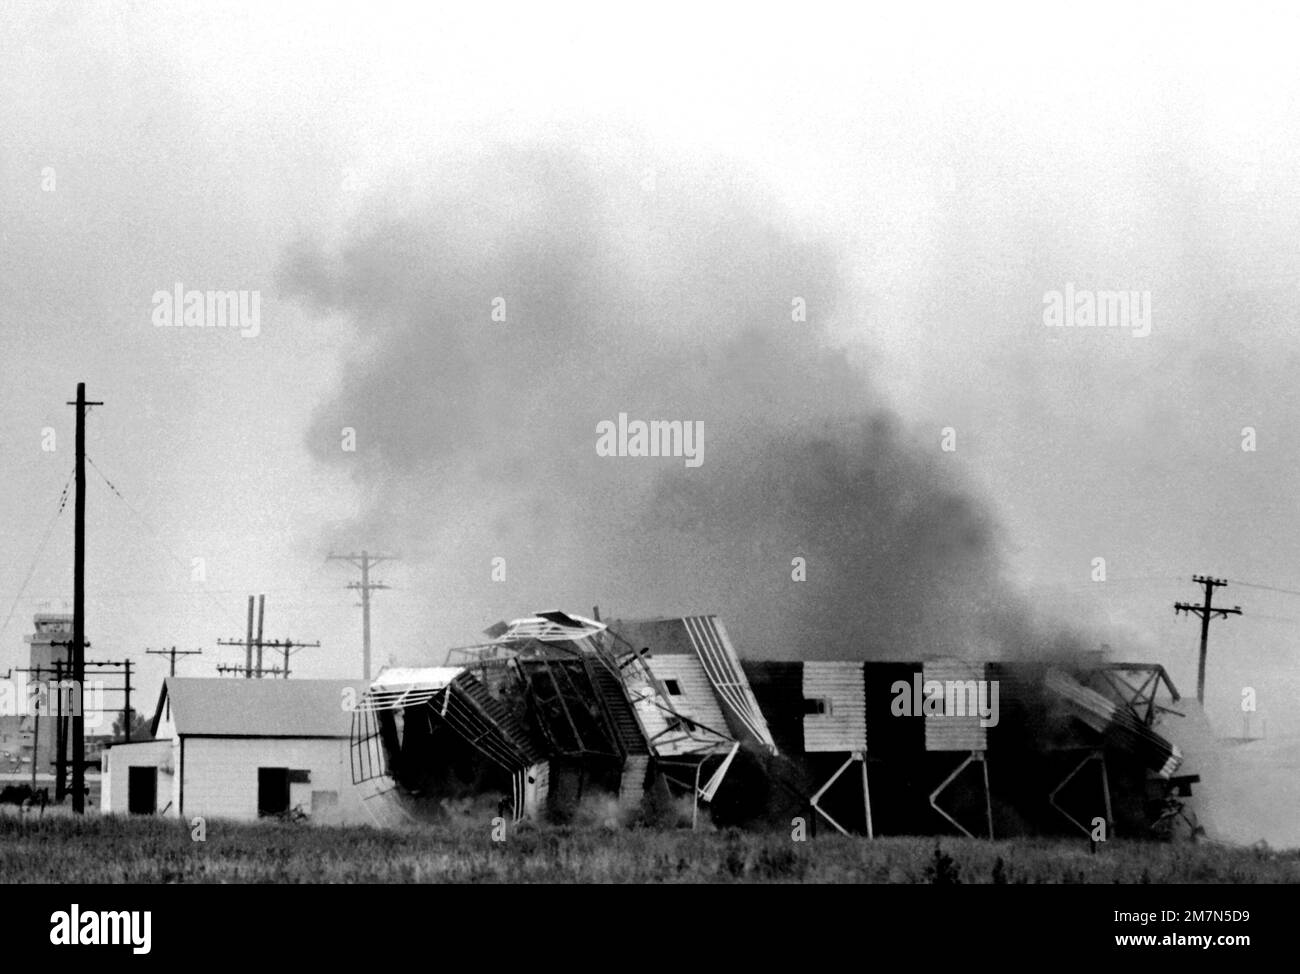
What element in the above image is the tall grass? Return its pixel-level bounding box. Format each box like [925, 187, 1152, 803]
[1, 814, 1296, 883]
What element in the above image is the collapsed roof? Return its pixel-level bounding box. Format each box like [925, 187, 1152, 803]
[348, 612, 1194, 839]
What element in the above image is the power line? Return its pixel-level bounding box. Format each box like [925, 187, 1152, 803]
[1227, 578, 1300, 597]
[12, 585, 399, 596]
[85, 454, 244, 631]
[216, 594, 320, 678]
[1023, 574, 1186, 588]
[1239, 613, 1300, 625]
[0, 465, 75, 646]
[1174, 575, 1242, 705]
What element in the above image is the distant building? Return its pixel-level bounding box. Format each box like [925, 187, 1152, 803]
[23, 612, 73, 775]
[102, 677, 370, 824]
[0, 714, 32, 772]
[24, 612, 74, 673]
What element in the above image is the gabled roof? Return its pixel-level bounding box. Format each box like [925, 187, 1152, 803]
[152, 677, 367, 738]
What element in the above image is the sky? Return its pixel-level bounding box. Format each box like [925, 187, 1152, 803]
[2, 1, 1299, 750]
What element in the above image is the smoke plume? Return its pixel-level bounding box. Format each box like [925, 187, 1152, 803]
[282, 143, 1075, 660]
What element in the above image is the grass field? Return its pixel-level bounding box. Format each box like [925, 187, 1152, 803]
[2, 812, 1298, 883]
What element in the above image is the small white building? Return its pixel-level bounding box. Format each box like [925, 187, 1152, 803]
[102, 677, 370, 824]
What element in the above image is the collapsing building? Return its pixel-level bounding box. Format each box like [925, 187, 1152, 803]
[349, 612, 775, 826]
[348, 611, 1197, 839]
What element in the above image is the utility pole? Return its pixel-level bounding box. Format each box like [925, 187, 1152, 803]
[82, 658, 134, 746]
[54, 660, 66, 800]
[17, 660, 54, 790]
[30, 699, 39, 790]
[217, 597, 318, 678]
[216, 638, 319, 679]
[19, 654, 130, 801]
[1175, 575, 1242, 704]
[273, 637, 320, 679]
[28, 652, 79, 799]
[21, 661, 67, 799]
[218, 596, 259, 678]
[123, 659, 131, 743]
[67, 381, 100, 814]
[327, 552, 397, 680]
[255, 594, 266, 680]
[245, 596, 253, 677]
[145, 646, 204, 676]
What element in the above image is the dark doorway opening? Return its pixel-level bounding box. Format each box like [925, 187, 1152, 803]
[258, 767, 290, 816]
[127, 766, 157, 814]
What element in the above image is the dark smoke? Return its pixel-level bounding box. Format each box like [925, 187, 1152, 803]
[281, 143, 1080, 661]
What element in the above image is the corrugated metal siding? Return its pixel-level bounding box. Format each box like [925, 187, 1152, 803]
[802, 661, 867, 753]
[1045, 669, 1182, 777]
[923, 660, 989, 752]
[609, 616, 776, 751]
[638, 654, 731, 755]
[683, 617, 777, 750]
[585, 658, 651, 755]
[449, 671, 549, 766]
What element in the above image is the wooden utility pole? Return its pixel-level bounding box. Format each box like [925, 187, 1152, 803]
[218, 596, 258, 678]
[29, 683, 39, 790]
[83, 659, 134, 745]
[215, 638, 318, 679]
[28, 653, 134, 796]
[21, 659, 74, 799]
[270, 637, 320, 679]
[327, 552, 397, 680]
[55, 660, 66, 799]
[1175, 575, 1242, 704]
[123, 659, 132, 742]
[217, 596, 318, 678]
[18, 662, 62, 797]
[245, 595, 253, 677]
[255, 594, 266, 679]
[145, 646, 204, 676]
[48, 636, 86, 798]
[67, 382, 100, 814]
